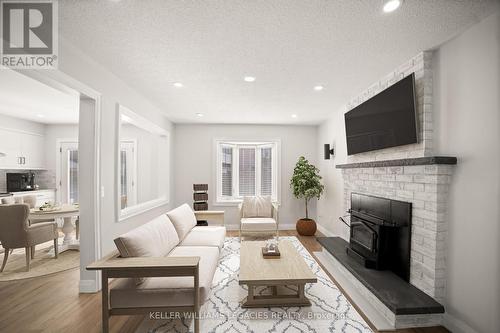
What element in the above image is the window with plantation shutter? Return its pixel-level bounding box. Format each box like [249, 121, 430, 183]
[221, 146, 233, 196]
[238, 148, 256, 196]
[216, 140, 279, 203]
[260, 147, 272, 196]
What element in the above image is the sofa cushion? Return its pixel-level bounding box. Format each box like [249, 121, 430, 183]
[166, 204, 197, 241]
[114, 215, 179, 258]
[240, 217, 277, 231]
[242, 196, 272, 218]
[109, 246, 219, 308]
[180, 226, 226, 249]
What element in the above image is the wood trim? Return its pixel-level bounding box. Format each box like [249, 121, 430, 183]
[194, 211, 224, 224]
[110, 306, 194, 316]
[102, 270, 109, 333]
[87, 256, 200, 271]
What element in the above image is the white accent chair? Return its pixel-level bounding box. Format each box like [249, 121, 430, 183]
[238, 196, 279, 241]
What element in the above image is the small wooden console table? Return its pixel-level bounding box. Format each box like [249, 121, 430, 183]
[194, 210, 224, 225]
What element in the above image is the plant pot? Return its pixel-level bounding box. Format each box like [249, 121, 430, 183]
[296, 218, 317, 236]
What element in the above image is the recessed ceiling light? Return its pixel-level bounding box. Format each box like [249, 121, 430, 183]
[291, 114, 298, 118]
[36, 114, 45, 118]
[383, 0, 401, 13]
[173, 82, 184, 88]
[314, 85, 324, 91]
[196, 113, 204, 117]
[243, 76, 256, 82]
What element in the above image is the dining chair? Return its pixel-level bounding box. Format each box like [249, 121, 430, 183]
[0, 204, 59, 272]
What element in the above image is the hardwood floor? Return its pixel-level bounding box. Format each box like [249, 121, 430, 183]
[0, 230, 448, 333]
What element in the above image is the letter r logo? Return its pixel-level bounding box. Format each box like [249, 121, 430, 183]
[2, 1, 53, 55]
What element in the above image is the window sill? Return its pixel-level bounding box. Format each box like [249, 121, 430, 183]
[213, 200, 242, 207]
[214, 198, 280, 207]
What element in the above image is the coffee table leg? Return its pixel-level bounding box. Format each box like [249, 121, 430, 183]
[248, 285, 255, 302]
[242, 283, 312, 308]
[298, 284, 306, 299]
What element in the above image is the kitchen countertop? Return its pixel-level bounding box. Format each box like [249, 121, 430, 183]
[9, 189, 57, 194]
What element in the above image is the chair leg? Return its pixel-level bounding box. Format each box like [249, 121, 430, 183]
[9, 249, 13, 255]
[25, 247, 30, 272]
[1, 248, 9, 272]
[31, 246, 35, 259]
[54, 238, 58, 259]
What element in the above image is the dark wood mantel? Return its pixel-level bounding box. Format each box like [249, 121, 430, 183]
[335, 156, 457, 169]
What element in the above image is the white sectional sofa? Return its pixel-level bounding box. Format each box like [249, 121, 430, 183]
[87, 203, 226, 333]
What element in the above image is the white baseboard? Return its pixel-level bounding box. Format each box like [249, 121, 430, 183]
[443, 313, 478, 333]
[225, 224, 296, 231]
[79, 279, 99, 293]
[316, 223, 335, 237]
[279, 224, 296, 230]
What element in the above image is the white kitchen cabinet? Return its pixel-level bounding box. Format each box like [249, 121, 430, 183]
[0, 128, 46, 170]
[21, 132, 46, 169]
[0, 129, 23, 168]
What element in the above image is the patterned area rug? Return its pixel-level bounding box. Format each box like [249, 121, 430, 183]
[0, 237, 79, 281]
[136, 237, 373, 333]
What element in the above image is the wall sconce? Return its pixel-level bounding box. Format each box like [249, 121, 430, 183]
[324, 144, 334, 160]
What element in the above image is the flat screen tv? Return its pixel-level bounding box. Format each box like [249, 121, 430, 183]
[345, 73, 417, 155]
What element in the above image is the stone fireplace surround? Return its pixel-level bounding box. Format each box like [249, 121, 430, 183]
[315, 51, 457, 329]
[338, 51, 457, 303]
[338, 158, 455, 302]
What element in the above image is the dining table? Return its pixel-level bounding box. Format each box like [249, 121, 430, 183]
[30, 204, 80, 253]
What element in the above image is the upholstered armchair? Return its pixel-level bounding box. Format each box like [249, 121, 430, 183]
[238, 196, 279, 241]
[0, 204, 58, 272]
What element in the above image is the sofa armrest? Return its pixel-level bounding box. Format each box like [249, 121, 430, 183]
[87, 253, 200, 278]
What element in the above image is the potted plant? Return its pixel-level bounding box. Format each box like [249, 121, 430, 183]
[290, 156, 324, 236]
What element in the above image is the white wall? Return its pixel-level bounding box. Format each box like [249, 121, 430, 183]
[0, 113, 45, 135]
[56, 37, 175, 290]
[174, 124, 318, 228]
[316, 115, 349, 239]
[433, 12, 500, 333]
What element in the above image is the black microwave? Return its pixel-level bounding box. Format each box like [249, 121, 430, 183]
[6, 173, 36, 192]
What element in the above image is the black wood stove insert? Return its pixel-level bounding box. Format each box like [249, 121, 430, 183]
[340, 192, 412, 281]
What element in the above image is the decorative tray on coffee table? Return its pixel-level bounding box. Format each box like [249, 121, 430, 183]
[262, 244, 281, 259]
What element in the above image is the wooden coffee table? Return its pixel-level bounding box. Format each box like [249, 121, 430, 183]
[239, 240, 317, 308]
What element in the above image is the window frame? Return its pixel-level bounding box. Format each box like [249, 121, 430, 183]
[214, 139, 280, 205]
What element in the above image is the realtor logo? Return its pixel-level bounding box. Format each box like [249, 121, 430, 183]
[1, 0, 58, 69]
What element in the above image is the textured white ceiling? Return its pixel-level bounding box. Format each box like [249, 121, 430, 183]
[59, 0, 498, 124]
[0, 69, 79, 124]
